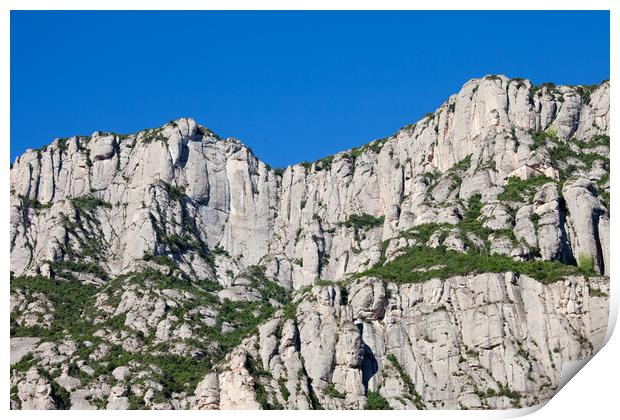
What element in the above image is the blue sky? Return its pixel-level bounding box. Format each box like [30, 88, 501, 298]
[11, 11, 609, 167]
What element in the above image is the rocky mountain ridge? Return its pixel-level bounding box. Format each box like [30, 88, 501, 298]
[10, 74, 610, 410]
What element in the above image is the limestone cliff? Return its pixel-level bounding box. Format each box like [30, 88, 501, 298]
[10, 75, 610, 410]
[193, 274, 608, 409]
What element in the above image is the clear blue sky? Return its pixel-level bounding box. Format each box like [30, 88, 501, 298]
[11, 11, 609, 167]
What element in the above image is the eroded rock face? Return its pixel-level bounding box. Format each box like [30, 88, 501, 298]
[563, 177, 609, 274]
[10, 77, 610, 289]
[16, 368, 56, 410]
[195, 274, 608, 410]
[10, 75, 610, 410]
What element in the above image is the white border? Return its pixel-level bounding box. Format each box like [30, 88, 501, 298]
[2, 1, 616, 419]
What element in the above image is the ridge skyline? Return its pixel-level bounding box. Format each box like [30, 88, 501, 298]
[12, 74, 609, 170]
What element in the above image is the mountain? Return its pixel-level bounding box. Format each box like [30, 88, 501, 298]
[10, 75, 610, 410]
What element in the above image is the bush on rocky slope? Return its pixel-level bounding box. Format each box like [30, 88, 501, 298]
[339, 213, 385, 230]
[10, 274, 98, 341]
[365, 391, 390, 410]
[497, 176, 554, 203]
[361, 244, 588, 284]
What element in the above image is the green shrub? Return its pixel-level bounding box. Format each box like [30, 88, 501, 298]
[314, 279, 336, 286]
[10, 275, 99, 341]
[160, 233, 202, 254]
[451, 155, 472, 172]
[577, 254, 596, 275]
[530, 130, 553, 149]
[214, 295, 285, 354]
[589, 287, 608, 297]
[423, 171, 440, 187]
[308, 379, 324, 410]
[574, 135, 610, 149]
[599, 189, 610, 211]
[323, 384, 345, 399]
[11, 352, 36, 372]
[400, 123, 416, 133]
[314, 155, 334, 171]
[142, 254, 177, 270]
[548, 140, 608, 178]
[211, 246, 229, 257]
[57, 138, 69, 151]
[575, 84, 600, 105]
[278, 377, 291, 402]
[497, 176, 553, 203]
[460, 194, 483, 226]
[141, 128, 167, 144]
[386, 354, 424, 409]
[359, 243, 584, 285]
[159, 181, 186, 201]
[38, 369, 71, 409]
[19, 195, 52, 211]
[340, 213, 384, 230]
[366, 391, 391, 409]
[244, 265, 290, 303]
[399, 222, 451, 245]
[497, 383, 522, 408]
[128, 393, 147, 409]
[344, 137, 389, 162]
[245, 356, 281, 409]
[49, 259, 108, 280]
[70, 195, 112, 211]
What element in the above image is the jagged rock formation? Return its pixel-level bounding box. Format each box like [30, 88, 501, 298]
[10, 75, 610, 410]
[196, 274, 608, 409]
